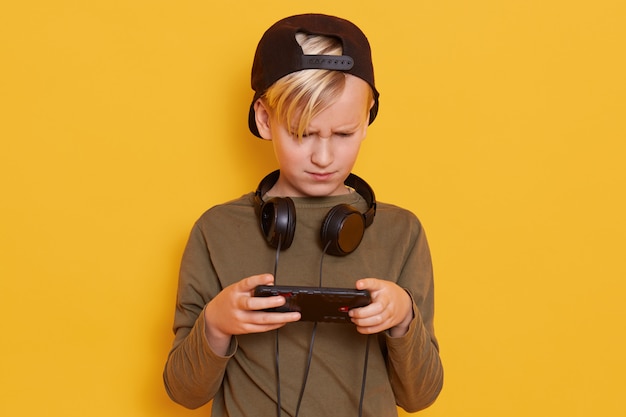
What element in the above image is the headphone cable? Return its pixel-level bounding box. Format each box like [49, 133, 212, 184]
[293, 240, 330, 416]
[358, 335, 371, 417]
[273, 237, 282, 417]
[272, 239, 370, 417]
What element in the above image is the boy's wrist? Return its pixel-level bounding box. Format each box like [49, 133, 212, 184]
[203, 309, 232, 356]
[388, 292, 414, 337]
[388, 313, 413, 337]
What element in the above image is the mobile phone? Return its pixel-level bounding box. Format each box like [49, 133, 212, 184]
[254, 285, 371, 323]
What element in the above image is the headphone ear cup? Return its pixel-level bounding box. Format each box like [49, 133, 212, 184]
[260, 197, 296, 249]
[321, 204, 366, 256]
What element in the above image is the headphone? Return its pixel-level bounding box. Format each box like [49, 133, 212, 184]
[253, 170, 377, 256]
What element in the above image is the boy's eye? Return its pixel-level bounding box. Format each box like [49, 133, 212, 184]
[289, 131, 355, 138]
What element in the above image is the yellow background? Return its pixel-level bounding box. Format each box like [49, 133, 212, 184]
[1, 1, 625, 416]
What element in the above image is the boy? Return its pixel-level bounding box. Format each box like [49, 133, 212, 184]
[164, 13, 443, 416]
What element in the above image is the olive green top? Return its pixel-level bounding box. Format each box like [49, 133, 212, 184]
[164, 191, 443, 416]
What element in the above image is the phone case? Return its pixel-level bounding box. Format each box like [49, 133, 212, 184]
[254, 285, 371, 323]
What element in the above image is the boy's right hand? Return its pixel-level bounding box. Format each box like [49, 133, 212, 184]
[203, 273, 301, 355]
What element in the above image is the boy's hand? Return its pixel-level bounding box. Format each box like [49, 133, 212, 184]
[203, 274, 301, 355]
[350, 278, 413, 337]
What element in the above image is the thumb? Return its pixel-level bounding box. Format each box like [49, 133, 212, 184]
[242, 273, 275, 291]
[356, 277, 380, 291]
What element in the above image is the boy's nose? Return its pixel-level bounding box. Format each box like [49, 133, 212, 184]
[311, 139, 333, 167]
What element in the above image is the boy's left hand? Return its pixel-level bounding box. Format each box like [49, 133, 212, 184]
[349, 278, 413, 337]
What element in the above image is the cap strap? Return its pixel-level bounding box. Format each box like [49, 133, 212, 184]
[301, 55, 354, 70]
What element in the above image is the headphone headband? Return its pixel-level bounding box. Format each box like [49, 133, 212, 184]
[254, 170, 376, 256]
[343, 173, 376, 228]
[253, 169, 281, 213]
[255, 170, 376, 219]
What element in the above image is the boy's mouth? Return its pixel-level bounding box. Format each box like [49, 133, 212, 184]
[308, 172, 334, 181]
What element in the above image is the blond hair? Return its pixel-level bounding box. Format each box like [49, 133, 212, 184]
[262, 33, 372, 138]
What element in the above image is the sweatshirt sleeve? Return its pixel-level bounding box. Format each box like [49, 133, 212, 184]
[385, 216, 444, 412]
[163, 308, 237, 409]
[163, 221, 236, 409]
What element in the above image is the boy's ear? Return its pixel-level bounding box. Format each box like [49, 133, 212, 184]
[253, 99, 272, 140]
[366, 98, 375, 124]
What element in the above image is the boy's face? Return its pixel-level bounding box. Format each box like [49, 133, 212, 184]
[256, 75, 373, 198]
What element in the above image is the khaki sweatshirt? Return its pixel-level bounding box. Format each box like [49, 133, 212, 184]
[164, 191, 443, 416]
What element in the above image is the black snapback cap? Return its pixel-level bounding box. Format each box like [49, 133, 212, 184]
[248, 13, 380, 138]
